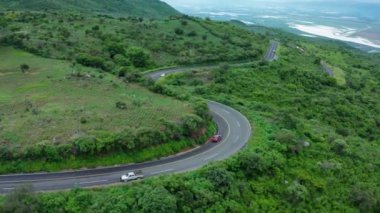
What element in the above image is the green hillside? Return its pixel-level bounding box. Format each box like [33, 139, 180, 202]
[0, 2, 379, 212]
[0, 0, 180, 18]
[0, 11, 265, 72]
[0, 47, 213, 173]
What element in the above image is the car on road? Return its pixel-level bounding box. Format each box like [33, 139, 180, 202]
[160, 73, 166, 77]
[120, 170, 144, 182]
[209, 134, 222, 143]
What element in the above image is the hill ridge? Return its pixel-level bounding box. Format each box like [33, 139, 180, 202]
[0, 0, 180, 18]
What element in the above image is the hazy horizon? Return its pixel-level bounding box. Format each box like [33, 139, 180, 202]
[163, 0, 380, 51]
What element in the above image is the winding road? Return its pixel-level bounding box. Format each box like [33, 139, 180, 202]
[0, 68, 251, 194]
[265, 40, 279, 61]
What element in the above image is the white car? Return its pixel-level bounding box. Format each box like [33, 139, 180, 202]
[120, 171, 144, 182]
[160, 73, 166, 77]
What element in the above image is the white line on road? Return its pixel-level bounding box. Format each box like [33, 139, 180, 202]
[78, 180, 108, 185]
[3, 188, 14, 190]
[237, 121, 241, 127]
[150, 169, 174, 175]
[204, 153, 218, 161]
[222, 109, 231, 114]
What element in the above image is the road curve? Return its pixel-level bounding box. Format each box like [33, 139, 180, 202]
[0, 68, 251, 194]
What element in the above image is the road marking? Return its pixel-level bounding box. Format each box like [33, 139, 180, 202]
[78, 180, 108, 185]
[150, 169, 174, 175]
[237, 121, 241, 127]
[234, 136, 240, 143]
[222, 109, 230, 114]
[3, 188, 14, 190]
[204, 153, 218, 161]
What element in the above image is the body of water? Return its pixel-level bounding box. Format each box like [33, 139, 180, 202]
[166, 1, 380, 52]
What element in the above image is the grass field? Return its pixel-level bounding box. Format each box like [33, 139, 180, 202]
[0, 47, 193, 148]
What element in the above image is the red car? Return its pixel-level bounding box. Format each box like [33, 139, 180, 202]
[209, 135, 222, 143]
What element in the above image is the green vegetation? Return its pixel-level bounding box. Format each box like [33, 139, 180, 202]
[0, 3, 379, 212]
[324, 62, 347, 86]
[3, 33, 378, 212]
[0, 0, 179, 19]
[0, 11, 265, 70]
[0, 47, 213, 173]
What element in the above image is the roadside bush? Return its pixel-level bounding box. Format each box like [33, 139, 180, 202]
[74, 136, 97, 155]
[2, 185, 39, 213]
[161, 119, 183, 140]
[138, 186, 178, 213]
[0, 146, 13, 160]
[181, 115, 204, 138]
[203, 166, 233, 194]
[134, 128, 166, 149]
[191, 98, 210, 119]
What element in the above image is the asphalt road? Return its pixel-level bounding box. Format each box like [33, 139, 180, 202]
[265, 41, 279, 61]
[321, 61, 334, 76]
[0, 68, 252, 194]
[147, 65, 218, 80]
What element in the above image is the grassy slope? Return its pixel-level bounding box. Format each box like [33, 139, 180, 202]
[0, 47, 217, 173]
[0, 47, 192, 147]
[0, 0, 180, 18]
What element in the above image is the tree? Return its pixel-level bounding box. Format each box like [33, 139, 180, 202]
[174, 28, 184, 35]
[181, 20, 188, 26]
[203, 166, 233, 194]
[238, 152, 271, 177]
[188, 31, 197, 37]
[92, 25, 100, 31]
[331, 139, 348, 155]
[286, 181, 309, 204]
[76, 54, 107, 70]
[275, 129, 302, 154]
[106, 43, 125, 58]
[134, 128, 165, 148]
[350, 185, 378, 212]
[127, 47, 150, 68]
[138, 187, 177, 213]
[20, 64, 30, 73]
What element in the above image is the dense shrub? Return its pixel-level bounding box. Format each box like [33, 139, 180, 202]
[1, 113, 211, 161]
[138, 187, 177, 213]
[76, 54, 107, 70]
[174, 28, 184, 35]
[127, 47, 150, 68]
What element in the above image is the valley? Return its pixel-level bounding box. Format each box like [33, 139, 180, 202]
[0, 0, 379, 212]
